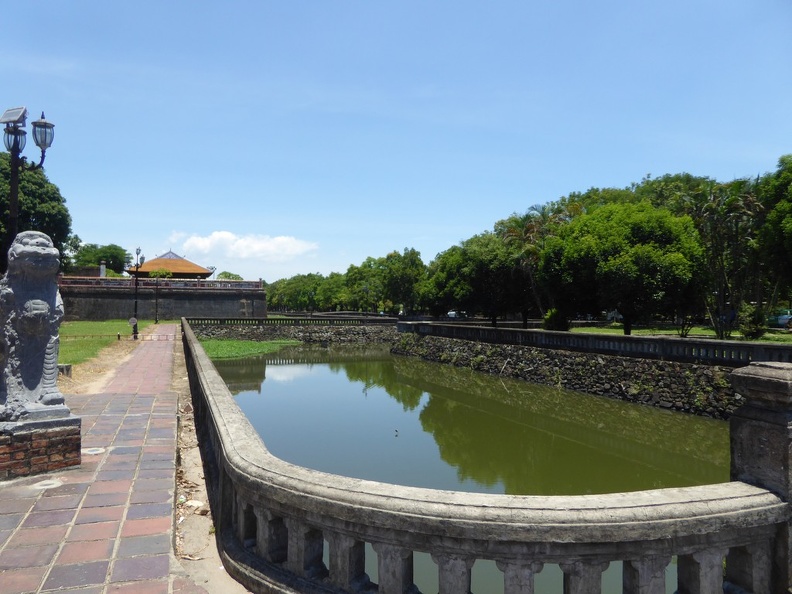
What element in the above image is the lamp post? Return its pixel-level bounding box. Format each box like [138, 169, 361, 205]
[1, 107, 54, 275]
[154, 276, 159, 324]
[131, 247, 144, 339]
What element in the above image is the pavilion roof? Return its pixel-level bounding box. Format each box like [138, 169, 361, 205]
[128, 250, 212, 277]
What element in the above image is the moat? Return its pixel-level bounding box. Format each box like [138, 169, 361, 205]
[213, 344, 728, 496]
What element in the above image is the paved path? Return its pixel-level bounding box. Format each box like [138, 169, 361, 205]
[0, 324, 207, 594]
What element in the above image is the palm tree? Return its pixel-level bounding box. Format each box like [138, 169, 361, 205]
[497, 203, 565, 320]
[679, 180, 763, 338]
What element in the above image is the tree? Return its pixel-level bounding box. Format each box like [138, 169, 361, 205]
[425, 246, 471, 317]
[315, 272, 350, 311]
[427, 233, 521, 325]
[0, 152, 72, 266]
[217, 271, 243, 280]
[381, 248, 426, 315]
[676, 179, 763, 338]
[73, 243, 131, 274]
[539, 202, 704, 335]
[496, 203, 566, 323]
[347, 258, 385, 313]
[757, 155, 792, 306]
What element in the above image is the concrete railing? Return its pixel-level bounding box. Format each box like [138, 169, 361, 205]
[182, 319, 792, 593]
[186, 316, 397, 326]
[59, 276, 263, 290]
[398, 321, 792, 367]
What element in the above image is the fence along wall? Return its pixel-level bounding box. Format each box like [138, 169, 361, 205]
[397, 321, 792, 367]
[182, 319, 792, 593]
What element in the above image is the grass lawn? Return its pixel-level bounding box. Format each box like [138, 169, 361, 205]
[58, 319, 299, 365]
[199, 339, 300, 360]
[572, 323, 792, 343]
[59, 319, 160, 365]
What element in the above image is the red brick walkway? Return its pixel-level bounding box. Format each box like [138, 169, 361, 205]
[0, 324, 206, 593]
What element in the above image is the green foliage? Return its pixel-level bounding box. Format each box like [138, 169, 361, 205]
[198, 339, 299, 359]
[381, 248, 426, 315]
[217, 271, 243, 280]
[346, 257, 385, 313]
[73, 243, 131, 273]
[260, 153, 792, 337]
[540, 202, 703, 335]
[149, 268, 173, 279]
[737, 303, 767, 340]
[0, 152, 72, 261]
[675, 179, 763, 338]
[542, 308, 570, 331]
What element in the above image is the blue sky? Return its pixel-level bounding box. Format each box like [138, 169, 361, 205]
[3, 1, 791, 281]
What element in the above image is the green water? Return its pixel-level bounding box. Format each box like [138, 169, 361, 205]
[214, 344, 729, 593]
[215, 344, 728, 495]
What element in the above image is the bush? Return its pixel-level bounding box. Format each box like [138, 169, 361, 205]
[738, 303, 767, 340]
[543, 308, 570, 331]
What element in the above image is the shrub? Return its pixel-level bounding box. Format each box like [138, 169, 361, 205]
[543, 308, 570, 331]
[738, 303, 767, 340]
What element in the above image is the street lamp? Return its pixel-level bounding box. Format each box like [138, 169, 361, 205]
[131, 247, 145, 339]
[1, 107, 54, 274]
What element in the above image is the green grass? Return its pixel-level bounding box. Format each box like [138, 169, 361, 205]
[59, 319, 157, 365]
[572, 324, 717, 338]
[198, 339, 300, 360]
[572, 323, 792, 342]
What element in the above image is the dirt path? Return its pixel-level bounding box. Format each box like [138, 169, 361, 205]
[58, 329, 251, 593]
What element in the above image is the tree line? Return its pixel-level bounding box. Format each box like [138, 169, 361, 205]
[4, 151, 792, 338]
[267, 155, 792, 338]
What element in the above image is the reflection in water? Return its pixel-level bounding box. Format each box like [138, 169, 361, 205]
[214, 344, 728, 496]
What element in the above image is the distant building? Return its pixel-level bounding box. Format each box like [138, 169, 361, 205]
[127, 250, 212, 279]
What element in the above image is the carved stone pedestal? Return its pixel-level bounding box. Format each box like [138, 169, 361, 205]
[0, 232, 82, 481]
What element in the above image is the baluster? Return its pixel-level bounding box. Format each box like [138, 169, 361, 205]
[432, 553, 474, 594]
[496, 560, 543, 594]
[234, 496, 245, 543]
[677, 548, 726, 593]
[559, 560, 609, 594]
[372, 543, 415, 594]
[234, 501, 256, 549]
[253, 509, 287, 563]
[725, 541, 772, 593]
[623, 556, 670, 594]
[284, 517, 327, 579]
[327, 532, 370, 591]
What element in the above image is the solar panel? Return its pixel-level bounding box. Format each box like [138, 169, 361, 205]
[0, 107, 27, 125]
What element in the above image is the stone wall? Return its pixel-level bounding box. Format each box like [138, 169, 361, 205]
[190, 322, 740, 419]
[60, 285, 266, 321]
[0, 418, 81, 480]
[392, 333, 740, 419]
[190, 322, 399, 344]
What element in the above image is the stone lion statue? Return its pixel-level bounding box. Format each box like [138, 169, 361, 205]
[0, 231, 65, 422]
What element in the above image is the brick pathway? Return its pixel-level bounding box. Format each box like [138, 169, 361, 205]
[0, 324, 207, 593]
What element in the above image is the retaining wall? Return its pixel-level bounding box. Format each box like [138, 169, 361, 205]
[393, 332, 740, 419]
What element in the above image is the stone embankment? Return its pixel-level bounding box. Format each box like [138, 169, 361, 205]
[191, 322, 740, 419]
[190, 322, 399, 344]
[392, 333, 741, 419]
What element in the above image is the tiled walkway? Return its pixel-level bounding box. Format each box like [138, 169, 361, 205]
[0, 324, 205, 593]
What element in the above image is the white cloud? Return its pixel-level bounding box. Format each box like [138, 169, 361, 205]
[265, 365, 318, 382]
[180, 231, 318, 263]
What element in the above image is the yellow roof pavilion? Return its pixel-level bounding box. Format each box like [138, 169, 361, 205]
[127, 250, 212, 279]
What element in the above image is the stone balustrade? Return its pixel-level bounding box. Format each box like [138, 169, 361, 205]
[398, 321, 792, 367]
[182, 320, 792, 593]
